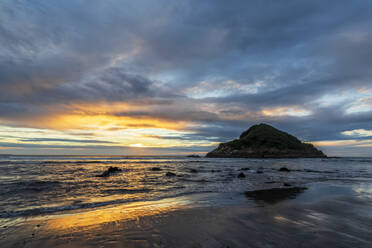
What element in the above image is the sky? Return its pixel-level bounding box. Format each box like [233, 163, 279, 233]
[1, 0, 372, 156]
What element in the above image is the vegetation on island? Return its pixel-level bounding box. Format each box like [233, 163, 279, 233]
[206, 123, 326, 158]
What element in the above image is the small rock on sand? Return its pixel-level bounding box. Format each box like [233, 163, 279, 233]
[237, 172, 246, 178]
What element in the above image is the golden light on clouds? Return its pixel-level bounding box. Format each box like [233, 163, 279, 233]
[312, 139, 372, 147]
[42, 113, 186, 131]
[129, 143, 146, 147]
[13, 102, 187, 132]
[312, 140, 359, 147]
[342, 129, 372, 137]
[0, 100, 218, 150]
[261, 106, 311, 117]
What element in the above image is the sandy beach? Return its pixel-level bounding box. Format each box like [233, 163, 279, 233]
[1, 181, 372, 248]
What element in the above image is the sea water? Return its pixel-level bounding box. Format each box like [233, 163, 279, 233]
[1, 155, 372, 220]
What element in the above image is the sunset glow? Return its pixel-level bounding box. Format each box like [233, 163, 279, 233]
[0, 0, 372, 156]
[2, 2, 372, 248]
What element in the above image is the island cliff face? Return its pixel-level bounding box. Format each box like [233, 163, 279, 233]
[206, 124, 326, 158]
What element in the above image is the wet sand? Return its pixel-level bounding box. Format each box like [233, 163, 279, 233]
[1, 182, 372, 248]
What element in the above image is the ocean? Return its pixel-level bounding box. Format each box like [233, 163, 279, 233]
[1, 155, 372, 247]
[1, 155, 372, 219]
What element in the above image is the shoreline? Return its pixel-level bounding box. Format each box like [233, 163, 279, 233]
[1, 181, 372, 248]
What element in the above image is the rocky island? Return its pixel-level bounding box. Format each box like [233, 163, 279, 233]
[206, 123, 326, 158]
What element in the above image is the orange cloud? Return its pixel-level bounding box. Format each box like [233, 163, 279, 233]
[312, 139, 372, 147]
[36, 112, 186, 131]
[10, 102, 187, 131]
[261, 106, 311, 117]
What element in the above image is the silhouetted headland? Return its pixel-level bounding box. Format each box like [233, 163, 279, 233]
[206, 123, 326, 158]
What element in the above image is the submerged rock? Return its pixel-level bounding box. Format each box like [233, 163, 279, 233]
[279, 167, 291, 172]
[237, 172, 246, 178]
[190, 169, 198, 173]
[245, 187, 307, 204]
[206, 123, 326, 158]
[187, 154, 201, 158]
[96, 166, 122, 177]
[240, 167, 250, 171]
[165, 172, 177, 177]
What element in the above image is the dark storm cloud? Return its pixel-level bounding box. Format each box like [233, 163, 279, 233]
[0, 67, 156, 104]
[38, 67, 158, 103]
[114, 109, 219, 123]
[1, 0, 372, 155]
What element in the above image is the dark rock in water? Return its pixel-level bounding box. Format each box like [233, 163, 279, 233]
[206, 123, 326, 158]
[190, 169, 198, 173]
[107, 166, 121, 173]
[187, 154, 201, 158]
[240, 167, 250, 171]
[151, 167, 162, 171]
[165, 172, 176, 177]
[245, 187, 307, 204]
[237, 172, 246, 178]
[283, 183, 291, 187]
[96, 166, 122, 177]
[279, 167, 291, 172]
[256, 170, 263, 174]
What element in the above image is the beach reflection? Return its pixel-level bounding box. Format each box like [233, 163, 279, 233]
[353, 183, 372, 199]
[45, 197, 191, 231]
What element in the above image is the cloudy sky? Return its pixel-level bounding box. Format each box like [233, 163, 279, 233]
[1, 0, 372, 156]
